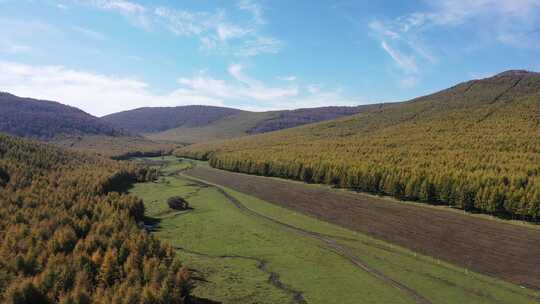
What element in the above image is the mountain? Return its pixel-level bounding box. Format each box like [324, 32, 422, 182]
[101, 106, 244, 134]
[176, 70, 540, 219]
[0, 92, 123, 140]
[140, 105, 385, 144]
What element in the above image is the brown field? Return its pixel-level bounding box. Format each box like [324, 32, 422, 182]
[185, 166, 540, 290]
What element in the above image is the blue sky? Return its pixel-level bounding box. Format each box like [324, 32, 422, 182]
[1, 0, 539, 116]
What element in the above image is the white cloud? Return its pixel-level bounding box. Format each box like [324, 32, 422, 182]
[87, 0, 146, 14]
[153, 7, 209, 36]
[421, 0, 540, 26]
[278, 75, 297, 81]
[76, 0, 281, 56]
[371, 0, 540, 56]
[76, 0, 151, 29]
[0, 61, 358, 115]
[0, 61, 223, 116]
[237, 0, 265, 25]
[236, 36, 282, 56]
[178, 64, 298, 103]
[369, 0, 540, 86]
[369, 20, 400, 40]
[217, 23, 251, 41]
[381, 41, 418, 74]
[174, 64, 356, 110]
[227, 63, 255, 85]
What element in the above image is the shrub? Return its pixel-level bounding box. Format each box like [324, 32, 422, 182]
[167, 196, 190, 210]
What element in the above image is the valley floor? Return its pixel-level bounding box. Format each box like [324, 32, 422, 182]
[130, 156, 540, 304]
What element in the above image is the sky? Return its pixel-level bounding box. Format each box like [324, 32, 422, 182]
[1, 0, 539, 116]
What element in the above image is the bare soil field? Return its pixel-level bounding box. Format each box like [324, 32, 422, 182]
[185, 166, 540, 290]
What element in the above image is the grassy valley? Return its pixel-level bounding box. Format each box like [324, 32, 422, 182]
[129, 156, 539, 303]
[4, 1, 540, 303]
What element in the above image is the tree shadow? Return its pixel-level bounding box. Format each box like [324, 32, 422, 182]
[143, 215, 162, 232]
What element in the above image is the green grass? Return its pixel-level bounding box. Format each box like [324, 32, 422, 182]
[130, 157, 540, 304]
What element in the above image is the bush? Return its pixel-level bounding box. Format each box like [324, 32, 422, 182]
[167, 196, 190, 210]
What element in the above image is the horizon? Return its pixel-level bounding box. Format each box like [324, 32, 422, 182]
[1, 1, 540, 116]
[3, 68, 538, 118]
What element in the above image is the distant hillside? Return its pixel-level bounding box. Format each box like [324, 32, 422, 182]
[146, 111, 277, 143]
[144, 105, 382, 144]
[247, 105, 388, 134]
[0, 92, 122, 140]
[101, 106, 244, 134]
[177, 70, 540, 219]
[52, 134, 177, 159]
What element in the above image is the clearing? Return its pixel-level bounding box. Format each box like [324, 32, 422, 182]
[130, 156, 539, 304]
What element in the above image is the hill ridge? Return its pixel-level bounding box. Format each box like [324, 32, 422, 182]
[0, 92, 125, 140]
[176, 70, 540, 221]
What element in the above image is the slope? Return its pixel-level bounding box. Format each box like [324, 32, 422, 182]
[146, 104, 388, 144]
[0, 92, 122, 139]
[176, 70, 540, 219]
[101, 105, 244, 134]
[0, 133, 191, 303]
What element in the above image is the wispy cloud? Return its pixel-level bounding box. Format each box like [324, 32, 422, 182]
[369, 0, 540, 87]
[0, 61, 357, 115]
[236, 36, 282, 56]
[381, 41, 418, 74]
[237, 0, 265, 25]
[177, 63, 357, 111]
[86, 0, 146, 14]
[79, 0, 150, 29]
[75, 0, 281, 56]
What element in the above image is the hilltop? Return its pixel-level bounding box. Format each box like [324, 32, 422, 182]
[0, 92, 123, 140]
[101, 105, 244, 134]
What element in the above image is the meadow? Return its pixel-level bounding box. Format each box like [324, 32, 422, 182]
[129, 156, 539, 304]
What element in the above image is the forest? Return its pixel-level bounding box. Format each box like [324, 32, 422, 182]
[0, 93, 123, 140]
[176, 71, 540, 220]
[0, 134, 191, 303]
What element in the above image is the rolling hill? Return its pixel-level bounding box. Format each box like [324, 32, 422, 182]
[176, 70, 540, 219]
[140, 105, 387, 144]
[101, 105, 244, 134]
[0, 92, 123, 139]
[0, 92, 177, 157]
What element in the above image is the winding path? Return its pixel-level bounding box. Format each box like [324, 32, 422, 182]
[182, 176, 432, 304]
